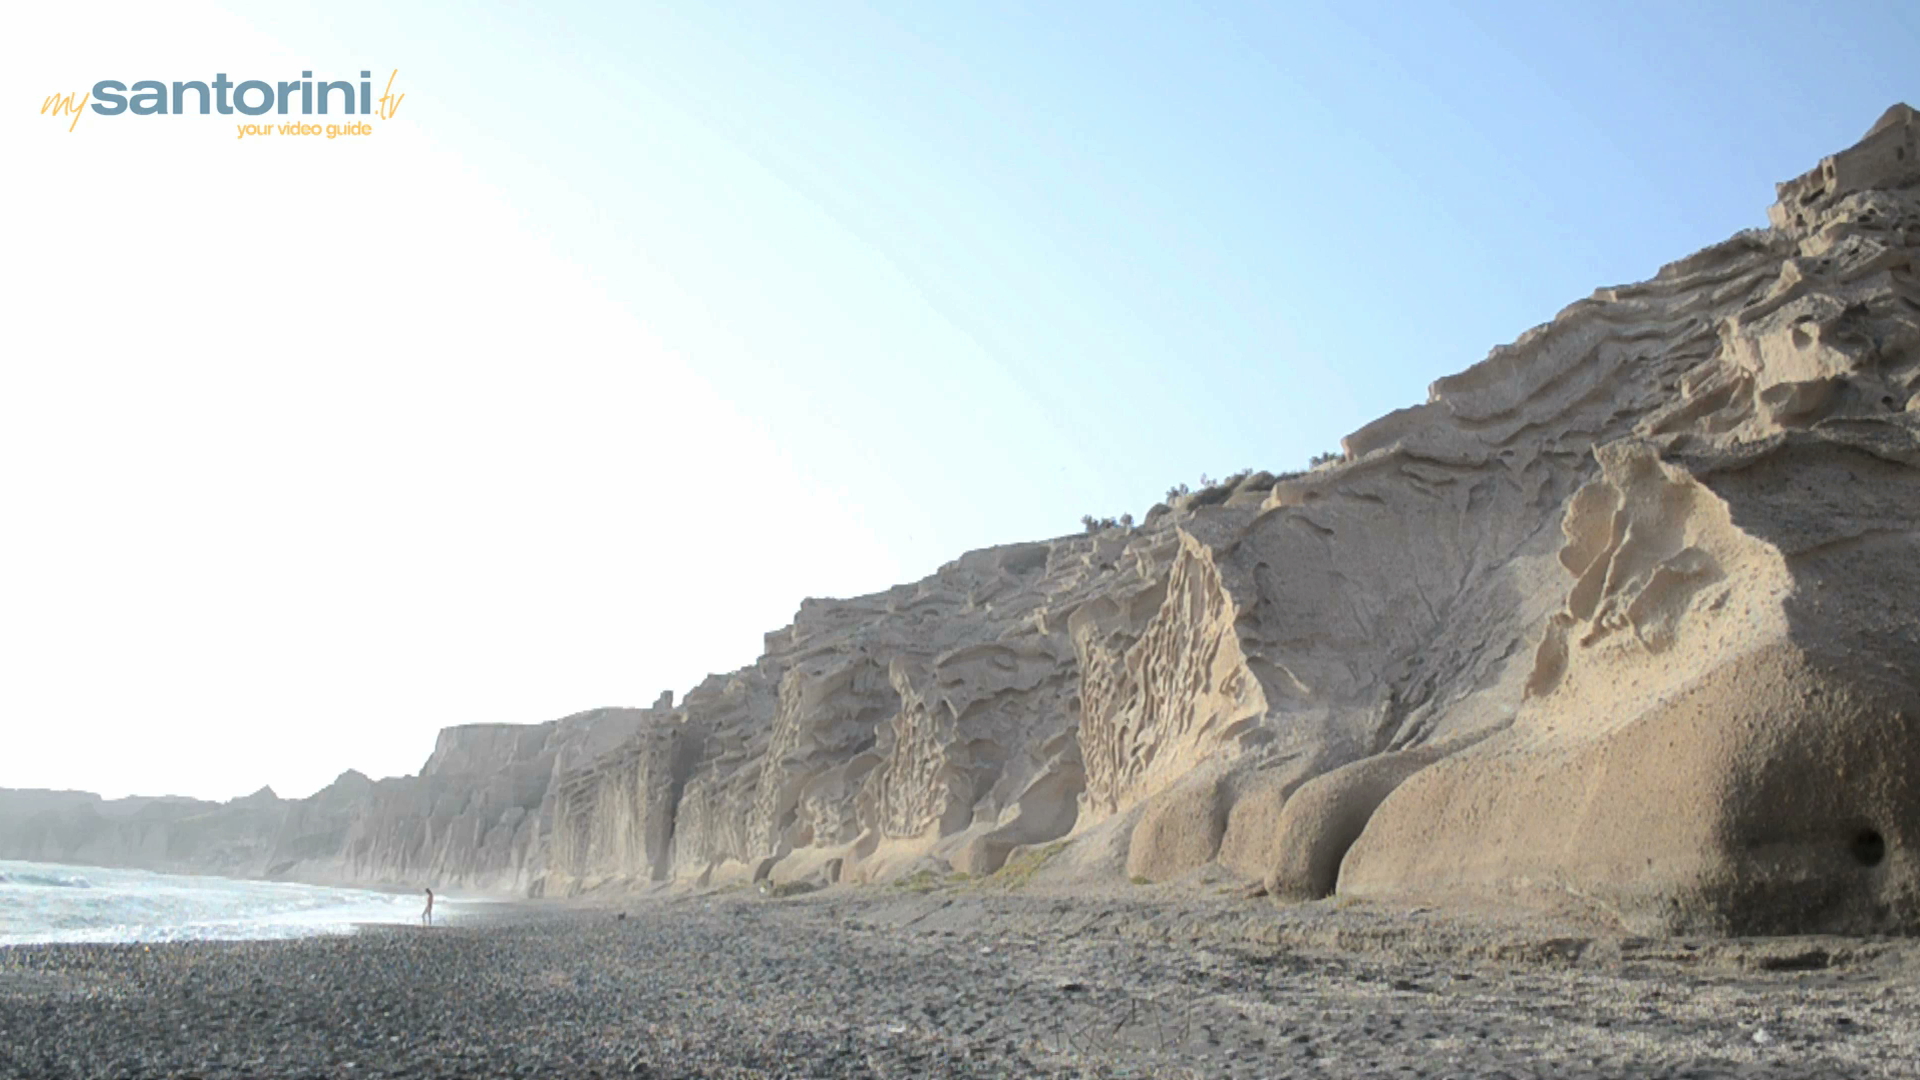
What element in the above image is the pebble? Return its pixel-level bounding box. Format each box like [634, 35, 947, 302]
[0, 893, 1908, 1078]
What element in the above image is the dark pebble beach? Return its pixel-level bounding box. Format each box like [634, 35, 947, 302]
[5, 887, 1920, 1079]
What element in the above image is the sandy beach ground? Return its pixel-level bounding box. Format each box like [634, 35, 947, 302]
[5, 880, 1920, 1079]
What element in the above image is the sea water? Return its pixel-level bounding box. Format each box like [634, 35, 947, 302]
[0, 860, 469, 946]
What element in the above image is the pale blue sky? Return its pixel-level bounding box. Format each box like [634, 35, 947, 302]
[387, 0, 1918, 557]
[5, 2, 1915, 798]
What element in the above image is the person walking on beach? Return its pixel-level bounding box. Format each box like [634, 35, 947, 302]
[422, 887, 434, 927]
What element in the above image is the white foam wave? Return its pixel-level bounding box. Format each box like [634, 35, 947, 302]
[0, 860, 477, 946]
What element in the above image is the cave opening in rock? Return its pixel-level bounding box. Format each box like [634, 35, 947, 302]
[1851, 828, 1887, 868]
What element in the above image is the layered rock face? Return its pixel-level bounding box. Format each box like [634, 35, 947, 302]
[5, 108, 1916, 936]
[1345, 106, 1920, 932]
[279, 710, 651, 892]
[0, 711, 650, 893]
[532, 106, 1920, 936]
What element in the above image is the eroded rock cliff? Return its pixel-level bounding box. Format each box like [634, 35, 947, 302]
[274, 710, 653, 892]
[1346, 108, 1920, 932]
[530, 106, 1920, 937]
[0, 710, 651, 893]
[6, 107, 1916, 936]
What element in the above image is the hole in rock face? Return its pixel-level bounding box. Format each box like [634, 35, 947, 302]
[1851, 829, 1887, 868]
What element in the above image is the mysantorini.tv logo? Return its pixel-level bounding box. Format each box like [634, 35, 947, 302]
[40, 69, 405, 140]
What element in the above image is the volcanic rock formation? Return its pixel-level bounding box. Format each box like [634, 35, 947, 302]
[0, 710, 650, 891]
[4, 106, 1916, 936]
[529, 104, 1920, 936]
[1345, 106, 1920, 932]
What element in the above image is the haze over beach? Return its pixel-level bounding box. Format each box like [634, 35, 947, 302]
[4, 1, 1914, 803]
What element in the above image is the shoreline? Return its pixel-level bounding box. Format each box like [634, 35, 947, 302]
[3, 857, 513, 900]
[7, 884, 1920, 1078]
[0, 858, 516, 950]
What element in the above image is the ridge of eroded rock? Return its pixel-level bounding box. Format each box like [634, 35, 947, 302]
[6, 107, 1918, 936]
